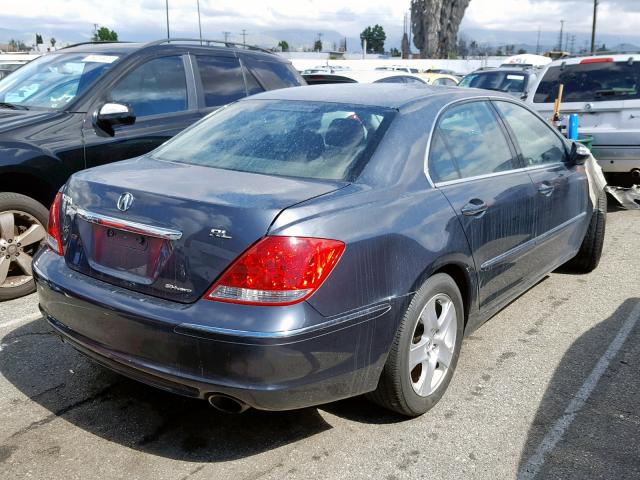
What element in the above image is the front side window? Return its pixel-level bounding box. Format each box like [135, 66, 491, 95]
[429, 101, 515, 181]
[154, 100, 395, 181]
[494, 101, 566, 166]
[0, 53, 119, 109]
[110, 56, 187, 117]
[196, 55, 246, 107]
[534, 61, 640, 103]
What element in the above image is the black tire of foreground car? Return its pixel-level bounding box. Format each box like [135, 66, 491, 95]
[0, 192, 49, 301]
[368, 273, 464, 416]
[565, 189, 607, 273]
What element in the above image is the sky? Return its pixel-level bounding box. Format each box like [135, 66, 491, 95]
[1, 0, 639, 49]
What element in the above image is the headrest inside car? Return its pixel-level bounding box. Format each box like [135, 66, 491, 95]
[325, 118, 365, 148]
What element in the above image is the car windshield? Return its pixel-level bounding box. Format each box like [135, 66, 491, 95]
[0, 52, 120, 109]
[154, 100, 395, 182]
[534, 61, 640, 103]
[459, 71, 527, 94]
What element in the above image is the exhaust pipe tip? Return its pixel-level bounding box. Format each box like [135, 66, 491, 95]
[207, 394, 250, 414]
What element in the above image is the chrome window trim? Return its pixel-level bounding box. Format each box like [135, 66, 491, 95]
[75, 208, 183, 240]
[423, 95, 569, 188]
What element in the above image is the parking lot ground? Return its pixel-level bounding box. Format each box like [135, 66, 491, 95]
[1, 206, 639, 480]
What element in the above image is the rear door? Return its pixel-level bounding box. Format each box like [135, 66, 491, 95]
[83, 54, 201, 168]
[428, 99, 539, 309]
[192, 53, 253, 114]
[493, 100, 589, 272]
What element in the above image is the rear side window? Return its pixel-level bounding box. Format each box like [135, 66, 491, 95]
[243, 56, 304, 90]
[459, 71, 527, 94]
[110, 56, 187, 117]
[429, 101, 515, 181]
[195, 55, 246, 107]
[494, 101, 566, 166]
[534, 61, 640, 103]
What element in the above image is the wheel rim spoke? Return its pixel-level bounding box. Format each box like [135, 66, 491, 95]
[0, 256, 10, 284]
[0, 212, 15, 241]
[409, 336, 429, 368]
[436, 301, 455, 340]
[15, 223, 46, 247]
[419, 354, 438, 396]
[436, 342, 454, 369]
[421, 297, 439, 333]
[15, 253, 33, 276]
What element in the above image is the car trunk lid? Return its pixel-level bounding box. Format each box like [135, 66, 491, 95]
[61, 156, 346, 303]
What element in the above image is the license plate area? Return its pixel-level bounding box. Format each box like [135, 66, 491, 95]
[89, 224, 168, 283]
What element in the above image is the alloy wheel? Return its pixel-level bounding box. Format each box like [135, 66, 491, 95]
[0, 210, 46, 289]
[409, 293, 457, 397]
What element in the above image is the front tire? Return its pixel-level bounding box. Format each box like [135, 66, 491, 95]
[0, 192, 49, 301]
[368, 273, 464, 416]
[565, 189, 607, 273]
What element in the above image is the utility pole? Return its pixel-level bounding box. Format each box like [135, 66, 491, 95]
[590, 0, 598, 54]
[557, 20, 564, 51]
[241, 29, 247, 46]
[196, 0, 202, 45]
[223, 31, 231, 43]
[165, 0, 170, 40]
[535, 26, 541, 55]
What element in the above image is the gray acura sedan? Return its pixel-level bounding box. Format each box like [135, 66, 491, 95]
[34, 84, 606, 416]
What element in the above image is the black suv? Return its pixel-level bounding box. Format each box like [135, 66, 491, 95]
[0, 39, 304, 300]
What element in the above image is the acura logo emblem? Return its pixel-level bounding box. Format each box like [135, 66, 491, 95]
[117, 192, 134, 212]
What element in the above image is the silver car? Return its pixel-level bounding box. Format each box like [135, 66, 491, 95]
[528, 54, 640, 182]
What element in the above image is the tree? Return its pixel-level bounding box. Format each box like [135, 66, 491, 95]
[390, 47, 401, 57]
[277, 40, 289, 52]
[469, 40, 478, 56]
[496, 46, 504, 56]
[35, 33, 43, 45]
[457, 36, 469, 59]
[8, 39, 27, 52]
[92, 27, 118, 42]
[50, 37, 57, 48]
[360, 24, 386, 54]
[517, 48, 527, 54]
[313, 39, 322, 52]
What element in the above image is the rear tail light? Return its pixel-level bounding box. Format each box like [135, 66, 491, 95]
[204, 236, 345, 306]
[46, 192, 64, 255]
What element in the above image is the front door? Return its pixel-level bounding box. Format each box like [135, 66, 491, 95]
[428, 100, 539, 309]
[493, 100, 590, 272]
[83, 54, 201, 169]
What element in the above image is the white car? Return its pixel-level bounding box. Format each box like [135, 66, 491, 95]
[528, 54, 640, 182]
[303, 70, 427, 85]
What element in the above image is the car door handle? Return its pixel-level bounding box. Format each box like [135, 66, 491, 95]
[461, 199, 488, 216]
[538, 183, 554, 196]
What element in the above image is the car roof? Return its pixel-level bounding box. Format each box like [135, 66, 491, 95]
[303, 70, 423, 83]
[241, 83, 492, 109]
[467, 67, 533, 75]
[546, 53, 639, 67]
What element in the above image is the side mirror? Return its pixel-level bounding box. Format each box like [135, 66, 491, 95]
[95, 103, 135, 136]
[569, 142, 591, 166]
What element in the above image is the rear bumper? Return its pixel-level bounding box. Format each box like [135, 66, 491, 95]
[34, 248, 402, 411]
[592, 146, 640, 173]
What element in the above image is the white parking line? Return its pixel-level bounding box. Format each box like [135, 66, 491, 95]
[0, 313, 42, 330]
[518, 301, 640, 480]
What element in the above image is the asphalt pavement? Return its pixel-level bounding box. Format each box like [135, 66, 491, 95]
[0, 206, 639, 480]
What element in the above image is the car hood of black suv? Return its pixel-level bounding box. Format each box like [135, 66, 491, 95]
[0, 109, 65, 136]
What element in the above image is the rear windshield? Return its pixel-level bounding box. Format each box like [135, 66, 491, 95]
[459, 71, 527, 94]
[534, 61, 640, 103]
[154, 100, 395, 181]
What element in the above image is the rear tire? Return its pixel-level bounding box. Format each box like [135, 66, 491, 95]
[0, 192, 49, 301]
[368, 273, 464, 417]
[565, 189, 607, 273]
